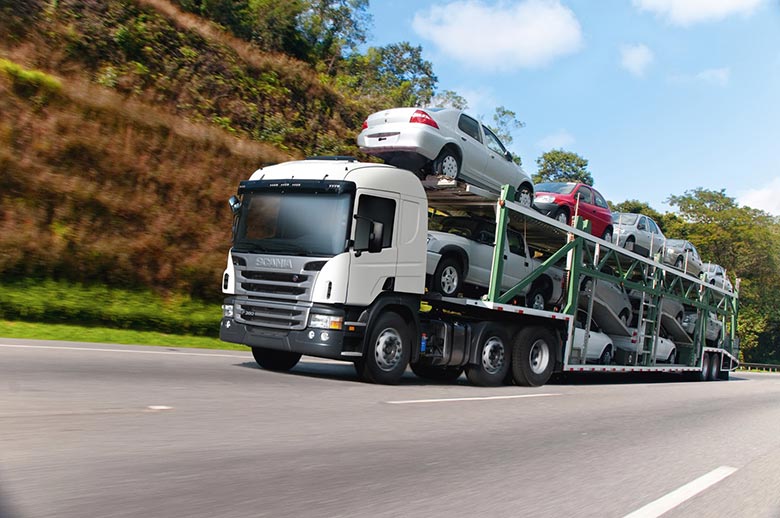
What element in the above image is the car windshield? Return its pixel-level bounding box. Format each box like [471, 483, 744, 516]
[234, 191, 352, 256]
[535, 182, 576, 194]
[613, 213, 638, 225]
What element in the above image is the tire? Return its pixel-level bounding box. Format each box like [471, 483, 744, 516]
[251, 347, 301, 372]
[355, 311, 411, 384]
[433, 148, 460, 178]
[675, 256, 684, 269]
[601, 227, 613, 243]
[515, 184, 533, 207]
[431, 256, 463, 296]
[466, 327, 511, 387]
[512, 326, 556, 387]
[696, 353, 712, 382]
[526, 283, 548, 310]
[624, 236, 635, 252]
[410, 363, 464, 382]
[618, 309, 631, 328]
[553, 208, 569, 225]
[709, 352, 721, 381]
[599, 346, 613, 365]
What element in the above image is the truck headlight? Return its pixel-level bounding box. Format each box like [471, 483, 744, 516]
[309, 314, 343, 330]
[221, 304, 234, 318]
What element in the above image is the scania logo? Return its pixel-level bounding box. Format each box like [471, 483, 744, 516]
[255, 257, 293, 269]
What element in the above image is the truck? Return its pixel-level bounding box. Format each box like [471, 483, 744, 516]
[219, 157, 739, 386]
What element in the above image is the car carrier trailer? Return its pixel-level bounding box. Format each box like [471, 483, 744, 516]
[219, 157, 739, 386]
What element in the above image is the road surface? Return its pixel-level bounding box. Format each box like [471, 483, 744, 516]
[1, 338, 779, 518]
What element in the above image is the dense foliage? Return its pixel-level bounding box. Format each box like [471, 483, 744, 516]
[534, 149, 594, 186]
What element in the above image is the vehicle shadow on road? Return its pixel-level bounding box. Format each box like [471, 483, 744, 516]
[547, 372, 747, 385]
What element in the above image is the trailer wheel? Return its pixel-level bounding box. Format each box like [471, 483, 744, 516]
[512, 326, 556, 387]
[251, 347, 301, 372]
[466, 327, 511, 386]
[709, 352, 721, 381]
[355, 311, 411, 385]
[432, 256, 462, 296]
[411, 363, 464, 382]
[695, 353, 712, 382]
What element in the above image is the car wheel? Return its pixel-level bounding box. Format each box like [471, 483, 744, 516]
[526, 284, 548, 310]
[251, 347, 301, 372]
[432, 256, 462, 296]
[599, 346, 613, 365]
[624, 236, 635, 252]
[601, 227, 613, 243]
[433, 148, 460, 178]
[553, 208, 569, 225]
[512, 326, 556, 387]
[466, 327, 511, 387]
[515, 185, 533, 207]
[619, 309, 631, 327]
[675, 256, 684, 269]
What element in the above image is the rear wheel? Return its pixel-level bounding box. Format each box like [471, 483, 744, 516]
[601, 227, 613, 243]
[433, 148, 460, 178]
[512, 326, 556, 387]
[709, 352, 721, 381]
[599, 346, 613, 365]
[675, 256, 684, 269]
[432, 256, 463, 296]
[355, 311, 411, 385]
[619, 309, 631, 328]
[411, 363, 464, 382]
[251, 347, 301, 372]
[697, 353, 712, 381]
[515, 185, 533, 207]
[466, 327, 511, 387]
[624, 236, 635, 252]
[526, 283, 548, 310]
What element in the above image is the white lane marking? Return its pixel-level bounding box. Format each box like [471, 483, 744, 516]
[623, 466, 738, 518]
[0, 343, 337, 364]
[387, 393, 560, 405]
[147, 405, 174, 411]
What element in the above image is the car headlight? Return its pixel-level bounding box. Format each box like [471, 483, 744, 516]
[535, 195, 555, 204]
[427, 233, 435, 244]
[221, 304, 234, 318]
[309, 314, 344, 330]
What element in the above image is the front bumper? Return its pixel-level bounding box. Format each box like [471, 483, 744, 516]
[532, 201, 559, 217]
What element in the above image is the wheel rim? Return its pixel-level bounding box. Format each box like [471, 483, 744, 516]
[516, 189, 532, 207]
[603, 232, 612, 242]
[602, 349, 612, 365]
[439, 265, 459, 295]
[481, 336, 506, 375]
[528, 338, 550, 375]
[441, 155, 458, 178]
[374, 327, 403, 372]
[625, 240, 635, 251]
[556, 212, 567, 224]
[531, 292, 545, 310]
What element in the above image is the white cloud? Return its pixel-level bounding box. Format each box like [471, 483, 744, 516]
[669, 67, 731, 86]
[738, 177, 780, 215]
[537, 130, 575, 149]
[633, 0, 765, 26]
[620, 44, 654, 77]
[412, 0, 583, 71]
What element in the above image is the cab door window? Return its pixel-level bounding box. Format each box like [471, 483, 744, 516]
[356, 195, 395, 248]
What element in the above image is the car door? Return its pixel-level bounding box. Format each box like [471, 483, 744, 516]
[456, 114, 488, 187]
[647, 218, 665, 256]
[684, 242, 703, 276]
[634, 216, 653, 256]
[466, 222, 496, 288]
[591, 189, 612, 238]
[503, 230, 533, 291]
[482, 125, 515, 189]
[572, 186, 597, 232]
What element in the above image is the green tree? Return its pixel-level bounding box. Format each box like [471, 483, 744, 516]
[429, 89, 468, 110]
[534, 149, 593, 185]
[299, 0, 371, 72]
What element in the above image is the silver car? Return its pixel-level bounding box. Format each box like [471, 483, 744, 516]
[425, 216, 564, 309]
[702, 263, 733, 292]
[663, 239, 703, 277]
[682, 311, 724, 344]
[579, 277, 633, 327]
[612, 212, 666, 258]
[357, 107, 534, 205]
[612, 330, 677, 363]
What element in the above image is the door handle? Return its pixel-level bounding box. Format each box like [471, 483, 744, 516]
[461, 136, 467, 141]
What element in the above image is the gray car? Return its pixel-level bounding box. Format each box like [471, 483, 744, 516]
[426, 216, 564, 309]
[663, 239, 703, 277]
[702, 262, 733, 292]
[612, 212, 665, 258]
[357, 107, 534, 204]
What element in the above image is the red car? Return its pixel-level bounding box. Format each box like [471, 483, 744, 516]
[532, 182, 613, 241]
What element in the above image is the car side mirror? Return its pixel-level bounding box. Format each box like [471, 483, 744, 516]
[504, 150, 513, 162]
[228, 195, 241, 214]
[354, 215, 384, 254]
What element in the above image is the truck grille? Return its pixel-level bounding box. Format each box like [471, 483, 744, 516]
[231, 252, 316, 330]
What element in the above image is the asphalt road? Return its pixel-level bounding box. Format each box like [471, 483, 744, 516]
[1, 338, 779, 518]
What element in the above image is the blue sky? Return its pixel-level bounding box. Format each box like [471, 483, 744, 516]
[364, 0, 780, 214]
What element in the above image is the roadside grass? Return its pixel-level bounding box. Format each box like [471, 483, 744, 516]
[0, 320, 246, 351]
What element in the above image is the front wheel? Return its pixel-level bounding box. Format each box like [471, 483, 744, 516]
[512, 326, 556, 387]
[466, 327, 511, 386]
[553, 208, 569, 225]
[526, 284, 547, 310]
[251, 347, 301, 372]
[601, 227, 613, 243]
[355, 311, 411, 384]
[433, 148, 460, 178]
[515, 185, 533, 207]
[599, 346, 613, 365]
[432, 257, 462, 296]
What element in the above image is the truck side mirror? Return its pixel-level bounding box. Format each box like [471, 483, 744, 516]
[228, 195, 242, 214]
[354, 216, 384, 254]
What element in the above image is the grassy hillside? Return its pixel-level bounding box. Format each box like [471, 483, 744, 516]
[0, 0, 369, 303]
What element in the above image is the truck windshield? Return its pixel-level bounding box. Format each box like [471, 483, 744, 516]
[233, 191, 352, 256]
